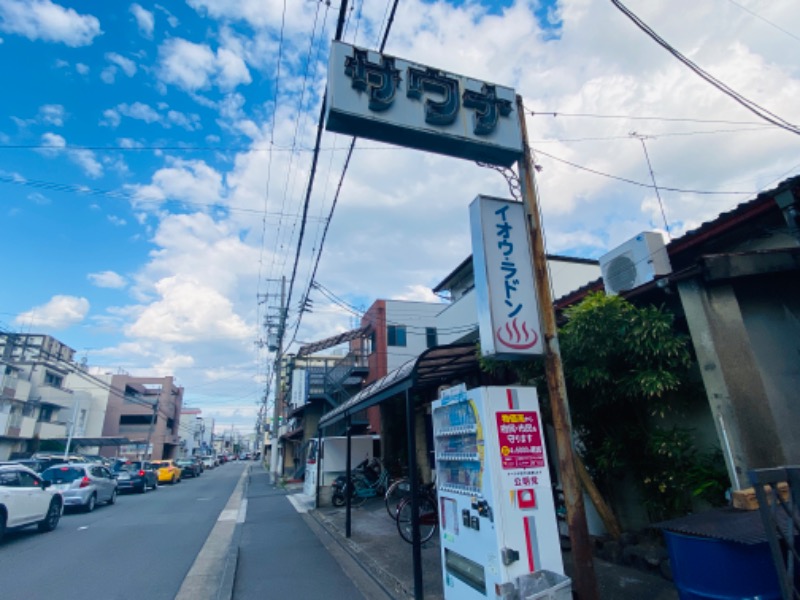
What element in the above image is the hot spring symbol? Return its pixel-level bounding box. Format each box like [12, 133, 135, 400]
[496, 317, 538, 350]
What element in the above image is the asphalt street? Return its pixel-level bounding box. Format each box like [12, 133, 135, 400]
[0, 461, 246, 600]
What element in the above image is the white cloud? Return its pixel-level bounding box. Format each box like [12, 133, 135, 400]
[75, 62, 89, 74]
[127, 275, 251, 343]
[128, 158, 224, 208]
[100, 66, 116, 84]
[27, 192, 50, 205]
[157, 37, 251, 92]
[87, 270, 127, 289]
[215, 47, 251, 89]
[39, 132, 102, 177]
[106, 52, 136, 77]
[100, 108, 120, 127]
[72, 148, 102, 178]
[107, 215, 127, 226]
[130, 3, 153, 38]
[118, 101, 160, 123]
[40, 131, 65, 151]
[15, 295, 90, 329]
[99, 102, 200, 131]
[39, 103, 64, 125]
[0, 0, 102, 47]
[158, 38, 216, 91]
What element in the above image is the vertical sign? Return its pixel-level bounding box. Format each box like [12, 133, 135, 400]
[290, 369, 307, 409]
[470, 195, 543, 358]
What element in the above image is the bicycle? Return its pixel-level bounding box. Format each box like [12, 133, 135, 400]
[331, 457, 389, 507]
[384, 476, 413, 519]
[395, 482, 438, 544]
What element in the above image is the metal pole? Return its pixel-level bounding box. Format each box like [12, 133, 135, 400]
[63, 399, 81, 460]
[315, 428, 323, 509]
[345, 415, 352, 538]
[405, 388, 423, 600]
[515, 94, 598, 600]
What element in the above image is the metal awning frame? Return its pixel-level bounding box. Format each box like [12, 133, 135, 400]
[317, 343, 477, 429]
[315, 343, 479, 600]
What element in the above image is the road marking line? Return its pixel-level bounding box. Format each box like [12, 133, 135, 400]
[217, 509, 237, 522]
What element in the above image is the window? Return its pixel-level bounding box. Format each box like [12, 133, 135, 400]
[119, 414, 155, 425]
[426, 327, 438, 349]
[38, 405, 56, 422]
[0, 471, 20, 487]
[18, 471, 39, 487]
[43, 371, 63, 388]
[387, 325, 407, 347]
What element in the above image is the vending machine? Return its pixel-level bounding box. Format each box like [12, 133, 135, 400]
[432, 384, 563, 598]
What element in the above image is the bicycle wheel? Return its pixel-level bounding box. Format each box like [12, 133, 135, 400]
[384, 478, 412, 519]
[396, 495, 438, 544]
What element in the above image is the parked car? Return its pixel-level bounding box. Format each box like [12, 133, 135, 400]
[200, 455, 216, 470]
[150, 460, 182, 484]
[175, 458, 201, 478]
[7, 455, 86, 473]
[112, 460, 158, 493]
[40, 463, 118, 512]
[0, 464, 63, 542]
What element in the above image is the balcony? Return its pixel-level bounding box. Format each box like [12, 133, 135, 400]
[35, 421, 67, 440]
[0, 375, 31, 401]
[2, 415, 36, 438]
[37, 386, 75, 409]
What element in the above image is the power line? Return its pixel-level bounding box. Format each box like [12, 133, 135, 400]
[724, 0, 800, 44]
[0, 173, 328, 220]
[525, 108, 773, 126]
[531, 146, 755, 195]
[286, 0, 401, 351]
[610, 0, 800, 136]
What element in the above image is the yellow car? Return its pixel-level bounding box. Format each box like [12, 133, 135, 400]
[150, 460, 182, 484]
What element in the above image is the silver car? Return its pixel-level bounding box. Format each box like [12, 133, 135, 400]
[41, 463, 118, 512]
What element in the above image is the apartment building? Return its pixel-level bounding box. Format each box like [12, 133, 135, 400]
[0, 333, 93, 460]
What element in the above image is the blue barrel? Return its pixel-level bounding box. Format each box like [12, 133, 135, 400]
[663, 530, 781, 599]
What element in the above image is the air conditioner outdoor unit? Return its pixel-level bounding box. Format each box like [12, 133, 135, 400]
[599, 231, 671, 295]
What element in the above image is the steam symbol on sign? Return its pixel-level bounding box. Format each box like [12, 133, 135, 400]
[496, 318, 538, 349]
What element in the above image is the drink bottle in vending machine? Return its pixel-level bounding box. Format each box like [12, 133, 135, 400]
[432, 385, 563, 599]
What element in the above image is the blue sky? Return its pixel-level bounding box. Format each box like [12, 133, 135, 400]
[1, 0, 799, 433]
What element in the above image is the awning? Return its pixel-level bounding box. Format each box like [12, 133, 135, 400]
[318, 343, 478, 428]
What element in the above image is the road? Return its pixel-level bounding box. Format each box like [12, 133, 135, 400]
[0, 461, 246, 600]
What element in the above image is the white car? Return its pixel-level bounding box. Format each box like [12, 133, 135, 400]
[200, 455, 216, 469]
[0, 464, 63, 542]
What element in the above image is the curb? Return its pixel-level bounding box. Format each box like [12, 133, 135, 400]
[175, 465, 250, 600]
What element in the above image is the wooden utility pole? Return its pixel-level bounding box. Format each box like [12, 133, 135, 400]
[516, 94, 599, 600]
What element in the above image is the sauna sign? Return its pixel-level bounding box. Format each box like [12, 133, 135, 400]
[325, 41, 523, 167]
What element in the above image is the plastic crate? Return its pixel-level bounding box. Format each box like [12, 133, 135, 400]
[517, 570, 572, 600]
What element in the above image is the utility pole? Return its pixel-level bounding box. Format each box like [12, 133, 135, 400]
[142, 398, 159, 460]
[516, 95, 599, 600]
[268, 276, 287, 479]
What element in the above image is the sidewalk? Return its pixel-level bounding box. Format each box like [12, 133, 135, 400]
[301, 490, 680, 600]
